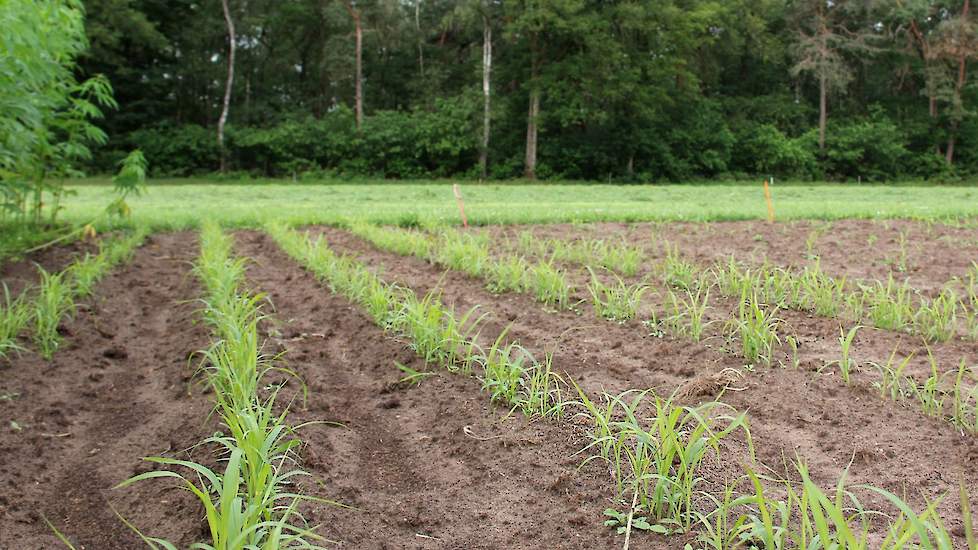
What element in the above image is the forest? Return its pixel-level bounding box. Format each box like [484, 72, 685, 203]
[13, 0, 978, 182]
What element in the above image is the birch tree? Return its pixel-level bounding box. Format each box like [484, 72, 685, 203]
[217, 0, 236, 172]
[344, 1, 364, 130]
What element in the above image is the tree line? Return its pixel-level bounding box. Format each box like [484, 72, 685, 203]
[80, 0, 978, 181]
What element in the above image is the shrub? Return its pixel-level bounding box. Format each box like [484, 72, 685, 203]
[128, 123, 220, 176]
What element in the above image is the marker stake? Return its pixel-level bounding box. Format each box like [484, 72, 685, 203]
[453, 183, 468, 228]
[763, 179, 775, 223]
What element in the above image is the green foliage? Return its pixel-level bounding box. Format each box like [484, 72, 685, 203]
[817, 110, 912, 181]
[735, 123, 816, 178]
[119, 221, 335, 549]
[0, 0, 88, 169]
[129, 97, 479, 178]
[128, 124, 220, 177]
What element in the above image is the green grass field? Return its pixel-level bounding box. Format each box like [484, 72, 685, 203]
[59, 178, 978, 230]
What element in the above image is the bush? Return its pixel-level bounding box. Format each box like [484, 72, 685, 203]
[734, 123, 816, 178]
[817, 108, 910, 181]
[128, 123, 220, 176]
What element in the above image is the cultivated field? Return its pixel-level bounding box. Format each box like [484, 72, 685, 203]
[3, 207, 978, 548]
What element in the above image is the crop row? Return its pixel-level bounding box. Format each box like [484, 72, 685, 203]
[352, 224, 978, 436]
[0, 229, 147, 361]
[519, 231, 978, 344]
[515, 233, 978, 435]
[270, 223, 974, 549]
[115, 222, 333, 549]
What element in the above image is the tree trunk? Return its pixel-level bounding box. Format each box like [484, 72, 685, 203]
[524, 88, 539, 180]
[524, 42, 540, 181]
[947, 0, 971, 164]
[346, 2, 363, 131]
[415, 1, 424, 78]
[818, 73, 827, 152]
[479, 14, 491, 180]
[218, 0, 236, 173]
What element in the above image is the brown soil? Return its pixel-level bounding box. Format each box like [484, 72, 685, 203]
[487, 220, 978, 296]
[482, 222, 978, 383]
[314, 225, 978, 544]
[4, 221, 978, 549]
[233, 230, 643, 549]
[0, 239, 99, 297]
[0, 233, 214, 549]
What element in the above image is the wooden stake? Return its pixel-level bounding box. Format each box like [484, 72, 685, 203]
[763, 179, 775, 223]
[453, 183, 468, 228]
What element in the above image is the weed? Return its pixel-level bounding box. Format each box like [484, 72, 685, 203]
[68, 230, 148, 298]
[914, 287, 958, 343]
[913, 350, 945, 418]
[861, 276, 914, 331]
[871, 349, 916, 401]
[526, 261, 572, 308]
[729, 289, 781, 366]
[486, 255, 528, 294]
[435, 231, 489, 277]
[586, 267, 648, 322]
[785, 335, 800, 369]
[593, 240, 644, 277]
[476, 330, 564, 418]
[350, 221, 433, 258]
[573, 384, 752, 534]
[663, 286, 711, 341]
[390, 290, 483, 371]
[951, 360, 978, 434]
[67, 253, 108, 298]
[681, 285, 711, 341]
[395, 362, 437, 386]
[662, 244, 697, 290]
[798, 260, 847, 317]
[32, 268, 75, 360]
[821, 326, 861, 385]
[894, 230, 910, 272]
[0, 285, 29, 360]
[712, 257, 752, 299]
[519, 349, 565, 418]
[118, 447, 330, 549]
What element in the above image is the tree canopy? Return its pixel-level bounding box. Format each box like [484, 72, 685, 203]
[55, 0, 978, 181]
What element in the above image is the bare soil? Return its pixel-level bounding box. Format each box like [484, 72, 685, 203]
[4, 221, 978, 548]
[233, 230, 637, 549]
[487, 219, 978, 296]
[0, 233, 213, 549]
[0, 238, 98, 297]
[315, 224, 978, 545]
